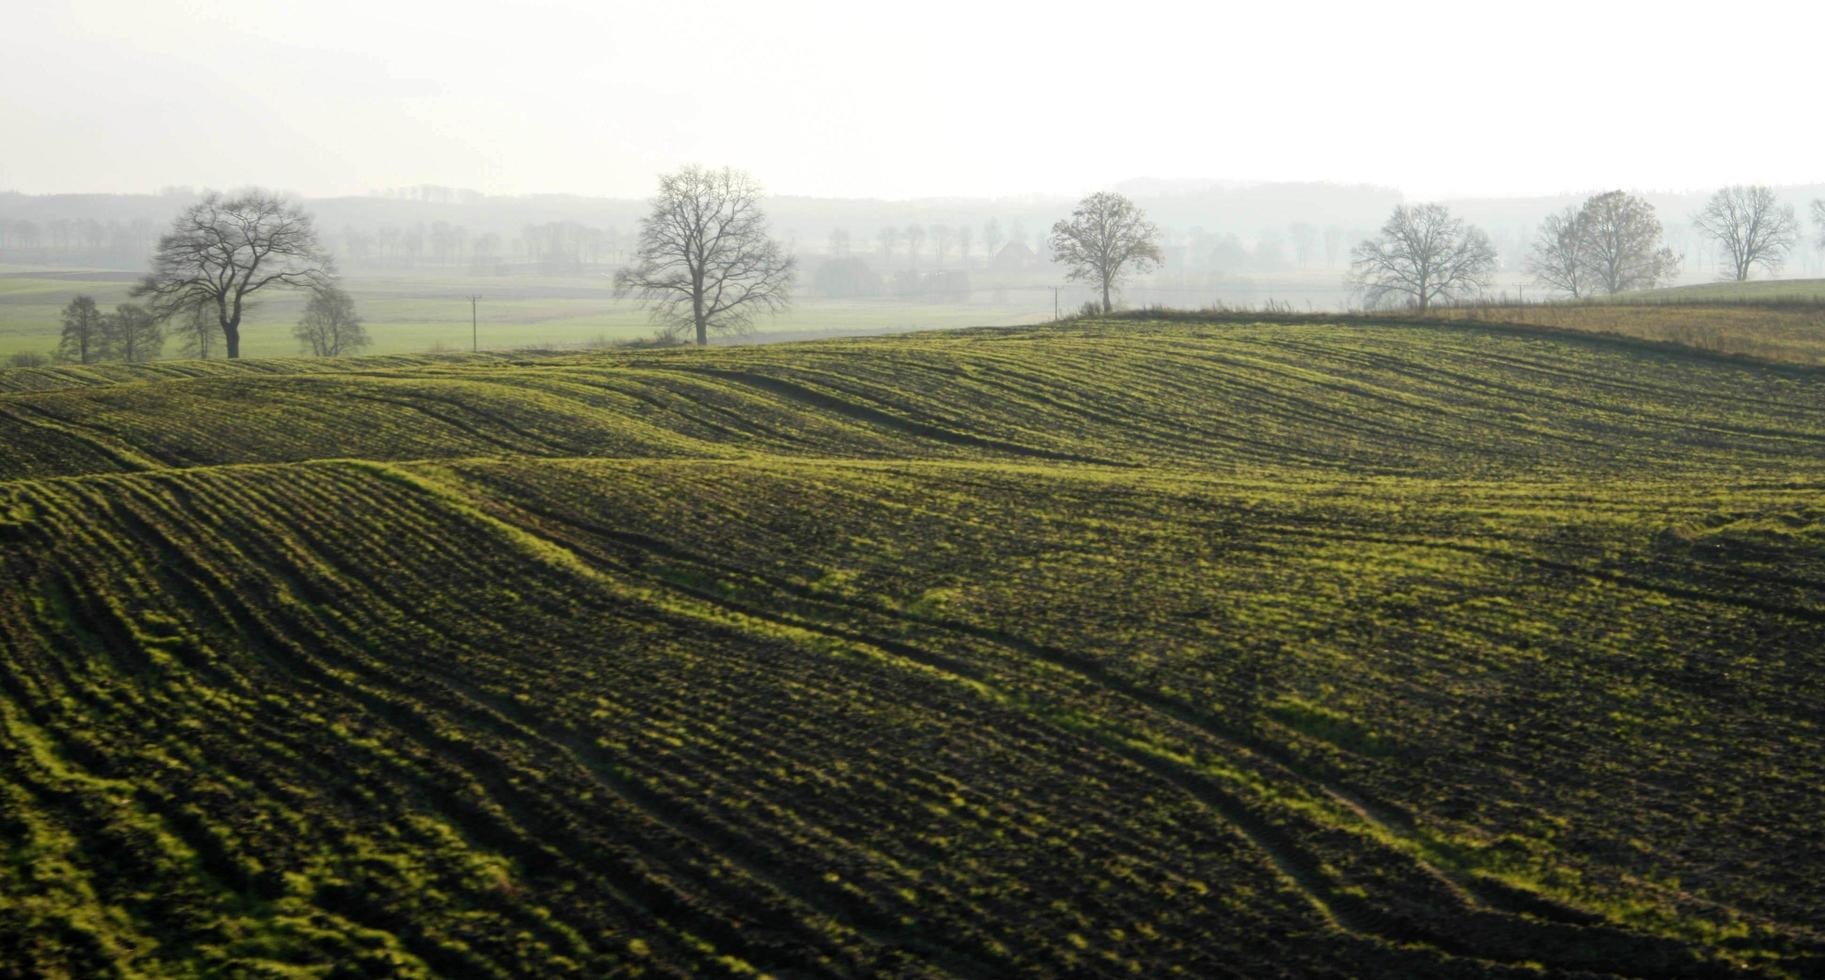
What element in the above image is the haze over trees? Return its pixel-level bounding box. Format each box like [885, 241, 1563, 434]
[293, 284, 370, 357]
[1528, 206, 1593, 298]
[1527, 191, 1677, 297]
[56, 295, 106, 364]
[1693, 185, 1798, 282]
[1348, 204, 1495, 311]
[1047, 192, 1163, 313]
[173, 300, 221, 359]
[107, 303, 163, 363]
[614, 166, 795, 346]
[132, 191, 334, 359]
[903, 224, 926, 268]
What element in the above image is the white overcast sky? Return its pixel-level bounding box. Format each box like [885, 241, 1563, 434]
[2, 0, 1821, 201]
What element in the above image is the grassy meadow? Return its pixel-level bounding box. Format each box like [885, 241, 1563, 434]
[1, 318, 1822, 977]
[1406, 278, 1825, 366]
[0, 268, 1054, 359]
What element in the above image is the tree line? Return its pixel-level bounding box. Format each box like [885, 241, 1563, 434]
[43, 191, 368, 364]
[1341, 185, 1823, 311]
[18, 176, 1825, 365]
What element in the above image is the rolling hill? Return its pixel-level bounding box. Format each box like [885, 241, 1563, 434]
[2, 318, 1822, 978]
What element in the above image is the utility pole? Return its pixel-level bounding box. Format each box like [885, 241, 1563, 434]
[468, 295, 480, 352]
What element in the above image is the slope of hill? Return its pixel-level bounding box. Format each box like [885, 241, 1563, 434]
[1418, 286, 1825, 366]
[2, 318, 1822, 978]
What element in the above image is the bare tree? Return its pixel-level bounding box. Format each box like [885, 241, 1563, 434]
[903, 224, 926, 268]
[1527, 205, 1591, 298]
[132, 190, 333, 359]
[613, 166, 795, 346]
[1047, 192, 1163, 313]
[1579, 191, 1679, 294]
[932, 224, 954, 267]
[173, 299, 222, 359]
[1348, 204, 1495, 311]
[828, 228, 851, 257]
[56, 295, 107, 364]
[1289, 223, 1318, 267]
[105, 303, 164, 363]
[983, 218, 1004, 260]
[1693, 185, 1798, 281]
[1530, 192, 1678, 298]
[1812, 199, 1825, 251]
[876, 226, 899, 263]
[293, 284, 370, 357]
[958, 224, 973, 266]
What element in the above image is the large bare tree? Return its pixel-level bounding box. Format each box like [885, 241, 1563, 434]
[1812, 199, 1825, 251]
[1693, 185, 1797, 282]
[132, 191, 332, 358]
[1527, 205, 1592, 298]
[1348, 204, 1495, 311]
[614, 166, 795, 346]
[1047, 192, 1163, 314]
[1579, 191, 1679, 294]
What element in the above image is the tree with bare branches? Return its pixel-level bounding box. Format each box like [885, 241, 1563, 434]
[1527, 205, 1592, 298]
[1812, 199, 1825, 252]
[1048, 192, 1162, 313]
[293, 284, 370, 357]
[614, 166, 795, 346]
[1579, 191, 1678, 294]
[1348, 204, 1494, 311]
[173, 299, 222, 359]
[132, 190, 333, 359]
[903, 224, 926, 268]
[932, 224, 954, 267]
[105, 303, 164, 363]
[1531, 192, 1678, 297]
[1693, 185, 1797, 282]
[56, 295, 107, 364]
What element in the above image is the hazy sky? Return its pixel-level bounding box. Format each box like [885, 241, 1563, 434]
[3, 0, 1821, 201]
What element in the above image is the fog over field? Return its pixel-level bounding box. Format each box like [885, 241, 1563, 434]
[4, 0, 1825, 347]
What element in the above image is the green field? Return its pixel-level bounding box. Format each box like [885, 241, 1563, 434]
[2, 318, 1823, 977]
[1626, 278, 1825, 304]
[0, 269, 1053, 359]
[1414, 299, 1825, 366]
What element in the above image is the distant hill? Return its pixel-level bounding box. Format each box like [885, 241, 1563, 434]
[1622, 277, 1825, 304]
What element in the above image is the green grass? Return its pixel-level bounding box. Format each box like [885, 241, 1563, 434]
[1, 317, 1822, 977]
[0, 268, 1052, 360]
[1622, 278, 1825, 304]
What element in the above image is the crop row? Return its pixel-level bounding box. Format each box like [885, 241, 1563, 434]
[3, 457, 1820, 976]
[3, 320, 1823, 482]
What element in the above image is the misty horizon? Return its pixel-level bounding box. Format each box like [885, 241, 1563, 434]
[5, 1, 1823, 202]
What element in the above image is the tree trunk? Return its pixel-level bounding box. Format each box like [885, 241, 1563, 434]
[224, 315, 242, 359]
[692, 281, 708, 346]
[1101, 278, 1112, 314]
